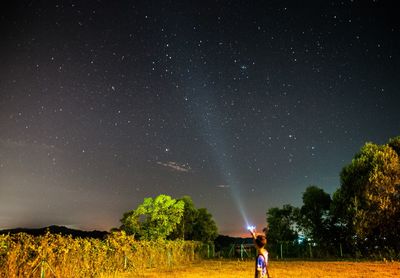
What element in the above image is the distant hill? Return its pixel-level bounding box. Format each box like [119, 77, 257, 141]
[0, 225, 109, 239]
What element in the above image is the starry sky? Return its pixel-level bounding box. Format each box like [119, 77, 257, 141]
[0, 0, 399, 236]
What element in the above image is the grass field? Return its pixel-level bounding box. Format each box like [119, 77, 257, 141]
[109, 259, 400, 278]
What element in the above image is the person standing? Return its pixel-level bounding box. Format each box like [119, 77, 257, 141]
[249, 227, 270, 278]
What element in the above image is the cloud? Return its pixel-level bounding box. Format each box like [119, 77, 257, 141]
[156, 161, 191, 172]
[216, 184, 230, 189]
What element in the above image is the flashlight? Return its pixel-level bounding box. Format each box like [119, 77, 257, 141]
[247, 225, 255, 231]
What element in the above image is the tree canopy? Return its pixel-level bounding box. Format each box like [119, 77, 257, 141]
[299, 185, 331, 245]
[267, 204, 298, 244]
[120, 194, 184, 240]
[337, 140, 400, 251]
[169, 196, 218, 242]
[120, 194, 218, 242]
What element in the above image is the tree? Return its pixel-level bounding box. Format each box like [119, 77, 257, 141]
[298, 185, 331, 248]
[388, 136, 400, 156]
[191, 208, 218, 242]
[267, 204, 298, 244]
[168, 196, 218, 242]
[120, 194, 184, 240]
[338, 139, 400, 253]
[168, 195, 198, 240]
[329, 188, 354, 255]
[267, 204, 299, 258]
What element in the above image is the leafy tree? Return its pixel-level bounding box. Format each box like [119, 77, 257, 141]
[338, 139, 400, 253]
[191, 208, 218, 242]
[168, 196, 198, 240]
[388, 136, 400, 156]
[267, 204, 298, 244]
[267, 204, 299, 257]
[329, 188, 355, 255]
[168, 196, 218, 242]
[120, 194, 184, 240]
[298, 185, 331, 248]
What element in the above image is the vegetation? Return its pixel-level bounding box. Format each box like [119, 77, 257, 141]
[121, 195, 218, 243]
[266, 136, 400, 259]
[120, 194, 185, 240]
[0, 231, 202, 277]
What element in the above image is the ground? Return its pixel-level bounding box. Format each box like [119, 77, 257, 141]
[104, 259, 400, 277]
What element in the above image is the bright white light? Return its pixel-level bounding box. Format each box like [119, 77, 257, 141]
[247, 225, 255, 231]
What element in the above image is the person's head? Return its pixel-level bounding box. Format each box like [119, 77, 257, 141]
[255, 234, 267, 248]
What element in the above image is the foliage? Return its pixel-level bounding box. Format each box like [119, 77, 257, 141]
[338, 140, 400, 253]
[120, 194, 185, 240]
[191, 208, 219, 242]
[298, 185, 332, 247]
[388, 136, 400, 156]
[169, 196, 198, 240]
[169, 196, 218, 242]
[0, 232, 202, 277]
[267, 204, 298, 243]
[262, 136, 400, 259]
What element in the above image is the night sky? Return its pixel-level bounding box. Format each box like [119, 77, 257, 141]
[1, 1, 399, 236]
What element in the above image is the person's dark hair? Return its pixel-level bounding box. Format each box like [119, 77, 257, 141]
[255, 235, 267, 248]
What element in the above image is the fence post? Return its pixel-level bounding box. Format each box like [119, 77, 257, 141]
[228, 244, 235, 258]
[280, 243, 283, 259]
[339, 243, 343, 257]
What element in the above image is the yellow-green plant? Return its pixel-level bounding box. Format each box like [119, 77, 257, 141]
[0, 231, 202, 278]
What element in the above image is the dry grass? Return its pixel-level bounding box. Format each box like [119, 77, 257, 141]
[113, 259, 400, 278]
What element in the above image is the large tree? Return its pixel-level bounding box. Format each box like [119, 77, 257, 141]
[267, 204, 298, 244]
[298, 185, 331, 247]
[168, 195, 199, 240]
[338, 139, 400, 252]
[169, 197, 219, 243]
[120, 194, 184, 240]
[267, 204, 299, 257]
[191, 208, 218, 242]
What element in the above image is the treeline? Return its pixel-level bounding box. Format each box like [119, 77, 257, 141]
[266, 136, 400, 259]
[0, 225, 108, 239]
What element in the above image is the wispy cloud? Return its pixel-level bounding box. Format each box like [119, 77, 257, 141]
[156, 161, 191, 172]
[216, 184, 230, 189]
